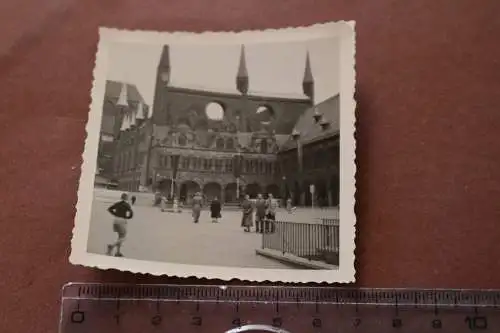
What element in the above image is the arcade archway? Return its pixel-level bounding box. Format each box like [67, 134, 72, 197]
[245, 182, 261, 198]
[330, 175, 340, 206]
[293, 181, 301, 206]
[157, 179, 173, 196]
[225, 183, 237, 203]
[203, 182, 222, 201]
[180, 180, 201, 204]
[265, 184, 280, 198]
[303, 181, 313, 207]
[315, 180, 328, 208]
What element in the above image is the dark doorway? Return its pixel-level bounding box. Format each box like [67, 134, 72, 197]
[245, 183, 261, 198]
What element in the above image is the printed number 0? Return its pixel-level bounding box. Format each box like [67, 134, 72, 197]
[70, 311, 85, 324]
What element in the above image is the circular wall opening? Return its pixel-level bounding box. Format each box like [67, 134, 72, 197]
[205, 102, 225, 120]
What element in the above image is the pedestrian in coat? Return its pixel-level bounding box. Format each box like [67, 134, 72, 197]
[210, 196, 222, 223]
[241, 194, 254, 232]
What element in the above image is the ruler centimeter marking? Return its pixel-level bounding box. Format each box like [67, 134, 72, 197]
[60, 283, 500, 333]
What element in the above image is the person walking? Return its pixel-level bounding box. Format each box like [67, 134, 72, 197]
[192, 192, 203, 223]
[240, 194, 254, 232]
[286, 197, 294, 213]
[106, 193, 134, 257]
[210, 196, 222, 223]
[131, 195, 136, 205]
[265, 193, 278, 233]
[254, 193, 267, 233]
[160, 195, 167, 212]
[173, 197, 179, 213]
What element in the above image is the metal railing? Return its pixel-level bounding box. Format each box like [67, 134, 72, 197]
[261, 219, 340, 265]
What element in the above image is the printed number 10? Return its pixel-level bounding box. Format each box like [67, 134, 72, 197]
[465, 316, 488, 330]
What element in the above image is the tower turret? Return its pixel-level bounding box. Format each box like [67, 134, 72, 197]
[236, 45, 249, 95]
[302, 51, 314, 101]
[158, 45, 171, 85]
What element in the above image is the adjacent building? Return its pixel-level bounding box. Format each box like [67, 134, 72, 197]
[101, 45, 340, 206]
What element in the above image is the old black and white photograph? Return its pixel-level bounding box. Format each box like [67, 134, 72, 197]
[71, 23, 356, 283]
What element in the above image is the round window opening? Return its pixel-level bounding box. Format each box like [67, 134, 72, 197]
[205, 102, 224, 120]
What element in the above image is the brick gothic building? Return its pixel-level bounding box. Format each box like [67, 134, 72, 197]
[97, 81, 150, 186]
[106, 45, 340, 206]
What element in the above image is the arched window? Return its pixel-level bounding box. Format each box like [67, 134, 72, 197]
[260, 139, 268, 154]
[226, 138, 234, 150]
[256, 105, 275, 125]
[178, 134, 187, 146]
[216, 137, 225, 149]
[205, 102, 225, 120]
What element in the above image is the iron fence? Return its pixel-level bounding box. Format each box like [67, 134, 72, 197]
[261, 219, 340, 265]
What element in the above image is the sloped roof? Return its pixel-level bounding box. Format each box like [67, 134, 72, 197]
[280, 94, 340, 151]
[105, 80, 146, 104]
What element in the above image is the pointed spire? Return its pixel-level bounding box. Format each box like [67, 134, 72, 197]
[236, 45, 249, 94]
[120, 113, 131, 131]
[302, 51, 314, 100]
[120, 114, 127, 131]
[117, 83, 129, 107]
[129, 110, 136, 127]
[158, 45, 171, 84]
[159, 45, 171, 69]
[135, 102, 145, 120]
[125, 114, 131, 130]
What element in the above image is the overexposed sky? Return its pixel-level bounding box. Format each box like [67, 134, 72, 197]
[105, 37, 340, 106]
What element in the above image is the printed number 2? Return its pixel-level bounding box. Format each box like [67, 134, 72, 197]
[465, 316, 488, 330]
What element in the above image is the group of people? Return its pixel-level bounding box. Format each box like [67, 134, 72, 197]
[192, 192, 225, 224]
[241, 193, 278, 233]
[104, 191, 280, 257]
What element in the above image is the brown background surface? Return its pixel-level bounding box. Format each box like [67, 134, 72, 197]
[1, 0, 500, 332]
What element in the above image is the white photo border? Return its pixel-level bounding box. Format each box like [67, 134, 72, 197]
[70, 22, 357, 283]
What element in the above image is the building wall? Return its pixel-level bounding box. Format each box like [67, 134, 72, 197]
[112, 120, 151, 192]
[152, 87, 311, 135]
[278, 135, 340, 207]
[149, 146, 279, 203]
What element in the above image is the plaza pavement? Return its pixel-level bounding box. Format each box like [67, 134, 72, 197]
[87, 193, 339, 269]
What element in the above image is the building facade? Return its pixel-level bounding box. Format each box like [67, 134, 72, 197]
[105, 45, 340, 206]
[96, 81, 149, 187]
[278, 95, 340, 207]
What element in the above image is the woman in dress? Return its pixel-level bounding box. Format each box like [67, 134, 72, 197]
[240, 194, 254, 232]
[210, 196, 222, 223]
[192, 192, 203, 223]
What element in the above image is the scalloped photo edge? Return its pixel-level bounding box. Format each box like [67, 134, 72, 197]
[70, 21, 357, 283]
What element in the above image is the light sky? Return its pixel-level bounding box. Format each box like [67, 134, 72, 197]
[105, 36, 340, 107]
